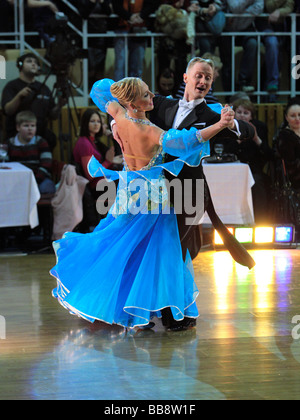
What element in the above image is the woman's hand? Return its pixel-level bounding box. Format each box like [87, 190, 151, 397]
[220, 104, 235, 129]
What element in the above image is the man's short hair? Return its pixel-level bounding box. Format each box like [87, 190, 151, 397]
[185, 57, 215, 73]
[16, 53, 39, 71]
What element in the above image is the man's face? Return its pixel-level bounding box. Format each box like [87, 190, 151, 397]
[183, 62, 213, 101]
[22, 57, 39, 76]
[159, 75, 175, 96]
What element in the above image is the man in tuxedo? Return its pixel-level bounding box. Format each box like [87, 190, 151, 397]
[148, 57, 255, 330]
[149, 57, 254, 258]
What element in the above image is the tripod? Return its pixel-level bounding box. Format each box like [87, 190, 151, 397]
[52, 69, 81, 162]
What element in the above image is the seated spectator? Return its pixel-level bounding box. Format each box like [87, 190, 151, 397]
[156, 68, 177, 97]
[7, 110, 56, 194]
[1, 52, 62, 150]
[112, 0, 159, 81]
[0, 0, 14, 37]
[26, 0, 59, 46]
[276, 97, 300, 190]
[187, 0, 226, 55]
[255, 0, 294, 102]
[76, 0, 112, 89]
[218, 0, 264, 94]
[233, 98, 270, 149]
[155, 1, 191, 89]
[210, 97, 273, 222]
[273, 97, 300, 228]
[73, 109, 115, 199]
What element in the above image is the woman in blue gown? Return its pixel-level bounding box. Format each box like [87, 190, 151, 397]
[50, 78, 254, 330]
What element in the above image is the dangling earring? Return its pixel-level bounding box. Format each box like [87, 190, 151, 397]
[133, 109, 138, 113]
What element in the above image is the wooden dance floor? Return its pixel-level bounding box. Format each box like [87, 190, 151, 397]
[1, 248, 300, 401]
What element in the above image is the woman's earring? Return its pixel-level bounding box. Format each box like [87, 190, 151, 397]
[133, 109, 138, 113]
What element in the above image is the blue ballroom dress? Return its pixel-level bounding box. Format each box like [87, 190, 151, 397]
[50, 115, 211, 328]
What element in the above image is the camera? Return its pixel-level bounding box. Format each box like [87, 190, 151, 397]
[45, 12, 88, 75]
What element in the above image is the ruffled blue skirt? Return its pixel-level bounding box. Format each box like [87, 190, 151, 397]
[51, 208, 199, 328]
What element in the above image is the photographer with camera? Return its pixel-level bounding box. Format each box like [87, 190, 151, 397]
[1, 52, 63, 150]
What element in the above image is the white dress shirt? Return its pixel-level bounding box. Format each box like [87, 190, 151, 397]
[172, 98, 205, 129]
[173, 98, 241, 137]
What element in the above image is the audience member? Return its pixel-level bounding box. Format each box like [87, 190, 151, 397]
[0, 0, 15, 37]
[218, 0, 264, 94]
[73, 108, 115, 198]
[213, 97, 273, 222]
[156, 68, 177, 96]
[295, 0, 300, 92]
[26, 0, 59, 46]
[76, 0, 112, 89]
[7, 110, 56, 194]
[256, 0, 294, 102]
[187, 0, 226, 55]
[111, 0, 159, 81]
[1, 52, 63, 150]
[276, 97, 300, 190]
[155, 1, 191, 89]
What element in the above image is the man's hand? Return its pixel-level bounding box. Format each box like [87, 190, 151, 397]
[18, 86, 32, 99]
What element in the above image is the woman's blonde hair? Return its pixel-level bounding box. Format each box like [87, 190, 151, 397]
[110, 77, 145, 106]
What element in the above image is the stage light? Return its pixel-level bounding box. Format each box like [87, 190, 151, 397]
[235, 227, 253, 243]
[214, 228, 234, 245]
[274, 226, 294, 243]
[213, 225, 296, 249]
[254, 227, 274, 244]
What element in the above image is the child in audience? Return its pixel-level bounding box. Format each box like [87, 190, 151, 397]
[7, 110, 55, 194]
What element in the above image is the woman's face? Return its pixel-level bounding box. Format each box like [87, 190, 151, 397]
[133, 82, 155, 112]
[235, 105, 252, 122]
[89, 113, 102, 136]
[286, 104, 300, 132]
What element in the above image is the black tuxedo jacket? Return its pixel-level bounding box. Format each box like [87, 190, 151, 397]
[147, 95, 256, 269]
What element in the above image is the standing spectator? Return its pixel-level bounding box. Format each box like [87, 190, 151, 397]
[187, 0, 226, 55]
[1, 52, 63, 150]
[218, 0, 264, 94]
[256, 0, 294, 102]
[111, 0, 160, 81]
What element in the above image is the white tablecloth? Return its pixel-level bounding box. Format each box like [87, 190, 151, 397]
[202, 161, 255, 225]
[0, 162, 41, 228]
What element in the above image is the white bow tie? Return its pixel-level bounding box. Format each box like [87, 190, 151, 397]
[178, 99, 196, 110]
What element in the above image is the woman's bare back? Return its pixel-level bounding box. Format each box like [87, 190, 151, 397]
[110, 103, 165, 170]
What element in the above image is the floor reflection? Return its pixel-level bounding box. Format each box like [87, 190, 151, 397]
[30, 325, 226, 400]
